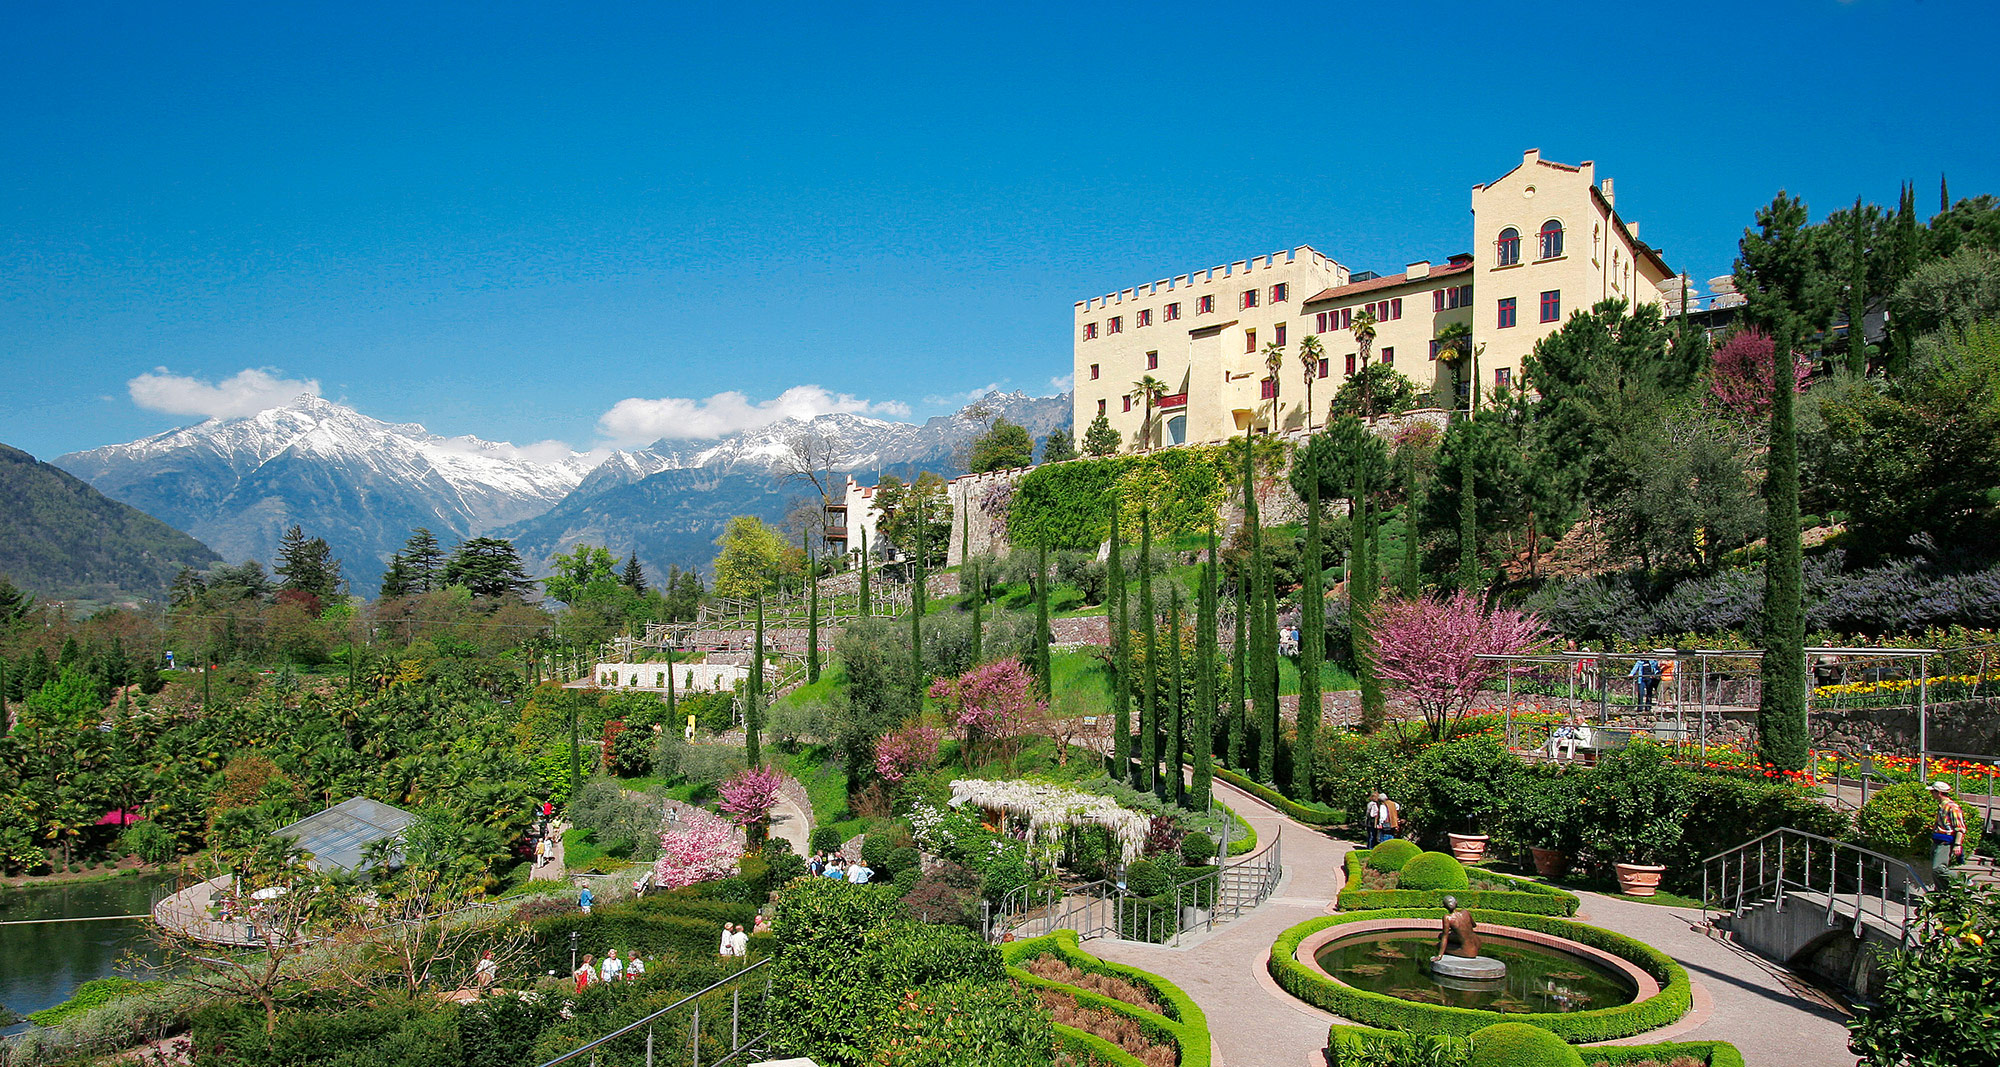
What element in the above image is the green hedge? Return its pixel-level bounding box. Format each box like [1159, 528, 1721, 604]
[1327, 1025, 1744, 1067]
[1221, 798, 1258, 856]
[1270, 910, 1690, 1042]
[1054, 1025, 1150, 1067]
[1215, 766, 1346, 826]
[1006, 930, 1211, 1067]
[1339, 850, 1580, 916]
[1008, 448, 1238, 550]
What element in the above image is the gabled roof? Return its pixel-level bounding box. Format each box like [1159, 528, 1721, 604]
[1303, 259, 1474, 305]
[278, 796, 417, 873]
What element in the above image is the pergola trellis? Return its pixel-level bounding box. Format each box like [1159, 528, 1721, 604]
[1474, 645, 1942, 764]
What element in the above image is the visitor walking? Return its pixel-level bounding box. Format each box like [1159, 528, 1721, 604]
[1373, 793, 1399, 842]
[728, 923, 750, 961]
[719, 922, 733, 959]
[1628, 659, 1650, 710]
[1930, 781, 1967, 882]
[846, 859, 874, 885]
[578, 884, 593, 914]
[624, 952, 645, 981]
[1364, 791, 1384, 848]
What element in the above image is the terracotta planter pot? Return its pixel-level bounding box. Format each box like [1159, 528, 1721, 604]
[1529, 847, 1573, 880]
[1447, 833, 1489, 863]
[1614, 861, 1668, 896]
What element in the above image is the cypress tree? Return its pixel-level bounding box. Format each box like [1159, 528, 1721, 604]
[1398, 451, 1425, 599]
[1846, 197, 1870, 378]
[858, 528, 872, 617]
[1140, 507, 1159, 796]
[1109, 495, 1132, 784]
[747, 593, 764, 767]
[1245, 439, 1276, 783]
[1190, 529, 1217, 809]
[1295, 470, 1323, 801]
[1034, 541, 1054, 699]
[1457, 460, 1478, 593]
[964, 511, 982, 666]
[1259, 545, 1280, 783]
[666, 640, 678, 733]
[1229, 505, 1248, 768]
[910, 498, 927, 715]
[1353, 494, 1385, 730]
[1167, 584, 1185, 806]
[805, 532, 821, 683]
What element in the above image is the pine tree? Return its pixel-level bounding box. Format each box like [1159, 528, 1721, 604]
[1190, 528, 1217, 809]
[1041, 427, 1078, 464]
[805, 533, 821, 683]
[858, 528, 872, 616]
[1167, 584, 1185, 806]
[1109, 494, 1132, 784]
[378, 553, 412, 599]
[275, 524, 340, 600]
[1398, 450, 1425, 598]
[401, 528, 444, 593]
[621, 552, 647, 593]
[1082, 412, 1121, 457]
[1295, 470, 1323, 801]
[747, 594, 764, 767]
[1139, 507, 1158, 796]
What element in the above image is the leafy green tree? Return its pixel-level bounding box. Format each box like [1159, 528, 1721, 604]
[1327, 363, 1422, 420]
[713, 516, 797, 598]
[1040, 427, 1077, 463]
[275, 525, 340, 600]
[1848, 882, 2000, 1067]
[442, 537, 534, 598]
[1605, 404, 1764, 570]
[874, 473, 953, 568]
[1893, 248, 2000, 365]
[541, 543, 619, 606]
[967, 417, 1035, 473]
[1926, 192, 2000, 259]
[1738, 191, 1836, 771]
[1082, 412, 1121, 457]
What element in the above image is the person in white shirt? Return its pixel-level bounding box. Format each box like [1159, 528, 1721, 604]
[727, 924, 750, 960]
[846, 861, 874, 885]
[1364, 792, 1384, 848]
[473, 950, 498, 992]
[624, 953, 645, 980]
[718, 923, 733, 958]
[599, 949, 623, 982]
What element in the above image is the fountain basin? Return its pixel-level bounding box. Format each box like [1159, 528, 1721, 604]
[1298, 918, 1658, 1016]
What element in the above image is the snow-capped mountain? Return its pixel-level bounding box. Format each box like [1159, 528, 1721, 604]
[57, 389, 1071, 590]
[55, 395, 598, 586]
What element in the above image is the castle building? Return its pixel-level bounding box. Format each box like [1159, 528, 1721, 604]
[1072, 150, 1675, 449]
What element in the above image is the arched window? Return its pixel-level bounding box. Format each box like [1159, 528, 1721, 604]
[1166, 415, 1188, 446]
[1538, 219, 1564, 259]
[1496, 227, 1521, 266]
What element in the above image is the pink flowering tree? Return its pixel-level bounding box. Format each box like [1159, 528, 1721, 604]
[875, 723, 943, 785]
[718, 766, 783, 847]
[1370, 592, 1552, 740]
[652, 806, 744, 890]
[928, 658, 1044, 773]
[1709, 328, 1811, 419]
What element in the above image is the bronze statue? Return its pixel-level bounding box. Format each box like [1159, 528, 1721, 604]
[1435, 896, 1482, 961]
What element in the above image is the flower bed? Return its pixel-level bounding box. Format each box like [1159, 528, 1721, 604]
[1339, 849, 1580, 916]
[1006, 930, 1210, 1067]
[1270, 910, 1691, 1042]
[1213, 766, 1346, 827]
[1326, 1024, 1744, 1067]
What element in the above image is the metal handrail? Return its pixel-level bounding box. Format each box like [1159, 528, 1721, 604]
[536, 958, 770, 1067]
[1700, 827, 1928, 947]
[997, 823, 1285, 945]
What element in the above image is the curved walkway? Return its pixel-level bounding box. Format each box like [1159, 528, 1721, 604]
[767, 790, 813, 857]
[1085, 777, 1859, 1067]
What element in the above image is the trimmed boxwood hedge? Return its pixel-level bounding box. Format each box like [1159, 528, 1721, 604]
[1328, 1025, 1744, 1067]
[1339, 850, 1581, 916]
[1215, 766, 1346, 826]
[1220, 798, 1258, 856]
[1006, 929, 1211, 1067]
[1270, 909, 1691, 1042]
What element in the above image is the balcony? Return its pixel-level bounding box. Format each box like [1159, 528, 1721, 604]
[1158, 392, 1188, 409]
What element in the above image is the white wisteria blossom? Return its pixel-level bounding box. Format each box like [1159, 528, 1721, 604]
[947, 779, 1152, 865]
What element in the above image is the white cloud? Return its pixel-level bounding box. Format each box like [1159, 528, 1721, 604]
[596, 385, 911, 445]
[921, 382, 1002, 406]
[1049, 374, 1074, 392]
[129, 367, 320, 420]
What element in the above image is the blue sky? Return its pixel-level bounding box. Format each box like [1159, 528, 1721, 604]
[3, 0, 1995, 460]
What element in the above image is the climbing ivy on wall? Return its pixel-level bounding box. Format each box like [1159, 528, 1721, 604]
[1008, 442, 1285, 550]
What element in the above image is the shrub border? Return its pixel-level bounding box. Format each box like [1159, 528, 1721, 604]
[1269, 909, 1690, 1042]
[1006, 930, 1211, 1067]
[1214, 766, 1345, 826]
[1326, 1024, 1744, 1067]
[1338, 850, 1581, 916]
[1220, 797, 1257, 856]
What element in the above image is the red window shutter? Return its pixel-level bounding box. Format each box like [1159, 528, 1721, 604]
[1345, 353, 1356, 375]
[1391, 298, 1402, 319]
[1434, 289, 1445, 313]
[1318, 357, 1329, 378]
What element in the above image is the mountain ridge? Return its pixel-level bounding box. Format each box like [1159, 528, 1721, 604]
[0, 443, 222, 603]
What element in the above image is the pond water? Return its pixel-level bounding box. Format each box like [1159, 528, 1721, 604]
[0, 873, 173, 1034]
[1314, 931, 1635, 1014]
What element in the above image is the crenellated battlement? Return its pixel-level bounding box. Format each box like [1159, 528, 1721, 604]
[1074, 245, 1343, 313]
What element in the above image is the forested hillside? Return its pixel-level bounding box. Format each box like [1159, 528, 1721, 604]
[0, 443, 220, 603]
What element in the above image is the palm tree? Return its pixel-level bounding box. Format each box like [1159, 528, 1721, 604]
[1434, 321, 1473, 413]
[1130, 375, 1169, 451]
[1261, 339, 1287, 432]
[1297, 335, 1324, 431]
[1350, 310, 1378, 417]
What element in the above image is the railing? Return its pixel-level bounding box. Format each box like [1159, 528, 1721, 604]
[536, 958, 772, 1067]
[993, 825, 1283, 947]
[1701, 827, 1928, 947]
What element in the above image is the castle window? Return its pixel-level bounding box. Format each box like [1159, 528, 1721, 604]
[1318, 358, 1329, 378]
[1381, 346, 1394, 366]
[1241, 289, 1259, 309]
[1497, 228, 1521, 267]
[1198, 295, 1215, 315]
[1271, 282, 1289, 302]
[1345, 353, 1356, 375]
[1098, 398, 1106, 415]
[1433, 289, 1446, 313]
[1538, 220, 1564, 259]
[1123, 396, 1132, 412]
[1164, 302, 1181, 321]
[1274, 323, 1287, 346]
[1245, 328, 1256, 354]
[1137, 308, 1153, 327]
[1260, 377, 1277, 399]
[1083, 322, 1098, 340]
[1089, 363, 1100, 380]
[1107, 315, 1122, 334]
[1497, 297, 1517, 329]
[1495, 367, 1512, 389]
[1540, 289, 1561, 323]
[1146, 351, 1158, 370]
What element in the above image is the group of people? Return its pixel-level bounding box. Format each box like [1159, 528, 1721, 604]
[717, 922, 752, 959]
[1626, 657, 1671, 711]
[1363, 791, 1401, 848]
[808, 852, 874, 884]
[571, 948, 650, 993]
[1543, 712, 1594, 762]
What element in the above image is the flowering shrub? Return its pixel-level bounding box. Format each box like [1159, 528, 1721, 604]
[1708, 328, 1809, 419]
[948, 778, 1150, 865]
[929, 658, 1044, 771]
[718, 767, 783, 828]
[1370, 593, 1552, 739]
[875, 723, 943, 784]
[652, 806, 744, 890]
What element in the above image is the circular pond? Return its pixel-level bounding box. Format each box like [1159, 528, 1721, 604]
[1308, 924, 1649, 1015]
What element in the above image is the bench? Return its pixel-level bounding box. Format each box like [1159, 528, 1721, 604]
[1644, 720, 1692, 743]
[1575, 727, 1634, 765]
